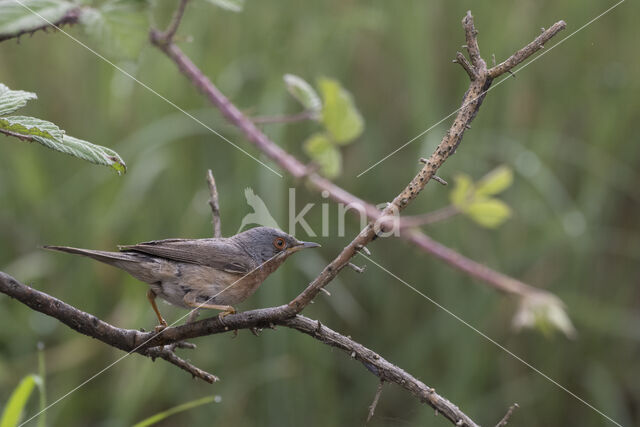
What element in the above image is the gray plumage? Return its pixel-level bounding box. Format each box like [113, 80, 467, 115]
[44, 227, 319, 325]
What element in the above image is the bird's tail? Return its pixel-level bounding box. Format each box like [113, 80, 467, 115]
[42, 245, 139, 266]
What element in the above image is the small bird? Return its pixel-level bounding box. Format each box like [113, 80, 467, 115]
[44, 227, 320, 330]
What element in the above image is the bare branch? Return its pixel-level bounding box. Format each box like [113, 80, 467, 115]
[489, 21, 566, 78]
[206, 169, 222, 238]
[0, 272, 479, 426]
[462, 11, 484, 68]
[0, 7, 82, 44]
[287, 316, 479, 427]
[404, 231, 544, 298]
[495, 403, 519, 427]
[0, 271, 216, 381]
[144, 346, 219, 383]
[454, 51, 477, 80]
[155, 0, 190, 45]
[366, 380, 384, 423]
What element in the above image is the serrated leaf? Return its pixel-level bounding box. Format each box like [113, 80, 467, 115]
[304, 133, 341, 178]
[80, 0, 149, 59]
[283, 74, 322, 116]
[0, 0, 77, 38]
[318, 77, 364, 145]
[59, 134, 126, 174]
[513, 294, 576, 339]
[1, 116, 126, 174]
[0, 375, 39, 427]
[449, 173, 473, 208]
[464, 198, 511, 228]
[205, 0, 244, 12]
[0, 83, 37, 116]
[476, 165, 513, 197]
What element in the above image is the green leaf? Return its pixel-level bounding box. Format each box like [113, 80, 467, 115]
[133, 395, 219, 427]
[283, 74, 322, 117]
[80, 0, 149, 59]
[205, 0, 244, 12]
[0, 375, 40, 427]
[449, 173, 473, 208]
[0, 115, 64, 141]
[0, 83, 37, 116]
[318, 77, 364, 144]
[304, 133, 341, 178]
[0, 0, 77, 39]
[0, 116, 127, 174]
[55, 134, 127, 175]
[475, 165, 513, 197]
[513, 294, 576, 339]
[464, 198, 511, 228]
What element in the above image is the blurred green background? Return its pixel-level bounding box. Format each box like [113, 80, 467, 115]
[1, 0, 639, 425]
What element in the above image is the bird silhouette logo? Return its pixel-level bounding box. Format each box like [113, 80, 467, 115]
[237, 188, 281, 233]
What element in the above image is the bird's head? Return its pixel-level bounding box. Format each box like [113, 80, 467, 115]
[233, 227, 320, 265]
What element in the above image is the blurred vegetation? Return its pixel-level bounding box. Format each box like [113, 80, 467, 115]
[1, 0, 639, 426]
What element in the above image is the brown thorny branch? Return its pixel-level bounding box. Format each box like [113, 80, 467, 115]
[0, 7, 82, 43]
[0, 5, 567, 426]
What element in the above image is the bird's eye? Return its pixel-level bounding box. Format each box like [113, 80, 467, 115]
[273, 237, 286, 250]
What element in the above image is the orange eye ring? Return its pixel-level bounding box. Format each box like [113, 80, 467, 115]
[273, 237, 286, 250]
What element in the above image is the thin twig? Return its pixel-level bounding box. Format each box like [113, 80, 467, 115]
[495, 403, 519, 427]
[367, 380, 385, 423]
[488, 20, 566, 78]
[463, 12, 484, 68]
[455, 51, 476, 80]
[0, 8, 82, 43]
[157, 0, 190, 44]
[206, 169, 222, 238]
[1, 128, 36, 142]
[144, 346, 219, 383]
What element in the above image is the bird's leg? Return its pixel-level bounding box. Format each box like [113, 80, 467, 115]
[147, 289, 168, 332]
[183, 293, 236, 318]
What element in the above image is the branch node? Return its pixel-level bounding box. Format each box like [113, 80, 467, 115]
[347, 262, 366, 273]
[495, 403, 519, 427]
[455, 51, 476, 80]
[366, 380, 385, 423]
[432, 175, 448, 186]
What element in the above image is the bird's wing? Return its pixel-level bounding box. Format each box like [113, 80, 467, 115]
[119, 238, 253, 274]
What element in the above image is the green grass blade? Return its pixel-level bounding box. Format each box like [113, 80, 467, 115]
[0, 375, 39, 427]
[132, 395, 219, 427]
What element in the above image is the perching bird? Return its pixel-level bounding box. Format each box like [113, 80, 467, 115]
[44, 227, 319, 330]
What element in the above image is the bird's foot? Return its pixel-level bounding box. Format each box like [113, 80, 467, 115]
[154, 320, 168, 334]
[218, 307, 236, 319]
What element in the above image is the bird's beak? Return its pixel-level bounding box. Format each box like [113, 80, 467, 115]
[299, 241, 321, 249]
[289, 240, 321, 252]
